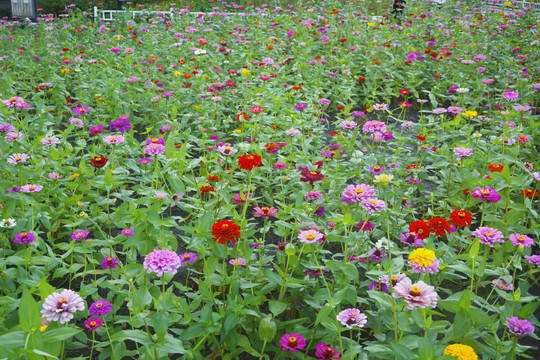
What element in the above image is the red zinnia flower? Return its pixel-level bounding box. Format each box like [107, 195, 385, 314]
[337, 106, 345, 111]
[449, 210, 472, 227]
[406, 164, 420, 170]
[207, 175, 220, 182]
[90, 156, 108, 168]
[200, 185, 214, 193]
[238, 154, 262, 171]
[236, 113, 249, 122]
[399, 88, 410, 96]
[521, 189, 538, 199]
[300, 170, 324, 185]
[409, 220, 430, 240]
[427, 217, 451, 237]
[331, 131, 340, 137]
[416, 135, 427, 141]
[211, 220, 240, 244]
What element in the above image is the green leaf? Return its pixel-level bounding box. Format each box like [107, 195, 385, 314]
[315, 304, 333, 325]
[258, 316, 277, 342]
[0, 331, 25, 349]
[469, 239, 480, 260]
[111, 330, 153, 346]
[268, 301, 288, 316]
[518, 302, 540, 319]
[417, 338, 435, 360]
[19, 288, 41, 332]
[153, 312, 169, 342]
[43, 328, 82, 342]
[458, 290, 471, 312]
[392, 343, 416, 360]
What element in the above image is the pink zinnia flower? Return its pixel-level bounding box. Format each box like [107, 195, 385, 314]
[472, 227, 504, 247]
[360, 198, 386, 214]
[393, 278, 438, 310]
[229, 258, 246, 266]
[279, 333, 306, 353]
[339, 120, 357, 130]
[217, 145, 238, 156]
[41, 289, 85, 324]
[143, 249, 181, 277]
[20, 184, 43, 193]
[341, 184, 375, 203]
[7, 153, 30, 164]
[363, 120, 387, 134]
[453, 147, 474, 161]
[103, 135, 125, 145]
[253, 206, 278, 219]
[315, 343, 341, 360]
[471, 187, 501, 202]
[144, 143, 166, 156]
[88, 300, 112, 316]
[298, 229, 324, 244]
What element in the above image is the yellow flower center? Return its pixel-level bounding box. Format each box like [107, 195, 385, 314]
[517, 236, 525, 242]
[184, 254, 190, 259]
[305, 233, 316, 240]
[310, 171, 317, 175]
[370, 199, 378, 204]
[354, 189, 364, 194]
[410, 285, 423, 296]
[90, 321, 97, 326]
[480, 189, 490, 195]
[484, 231, 493, 237]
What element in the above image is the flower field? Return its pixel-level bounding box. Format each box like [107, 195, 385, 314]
[0, 0, 539, 359]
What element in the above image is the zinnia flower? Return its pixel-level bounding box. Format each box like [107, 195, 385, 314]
[180, 252, 197, 265]
[393, 278, 438, 310]
[229, 258, 246, 266]
[41, 289, 85, 324]
[408, 248, 439, 274]
[253, 206, 278, 219]
[14, 232, 36, 244]
[427, 217, 451, 237]
[143, 249, 181, 276]
[88, 300, 112, 316]
[238, 154, 262, 171]
[509, 234, 534, 247]
[300, 170, 324, 185]
[443, 344, 478, 360]
[449, 210, 472, 227]
[341, 184, 375, 203]
[101, 257, 119, 269]
[506, 317, 535, 338]
[212, 220, 241, 244]
[471, 227, 504, 247]
[279, 333, 306, 353]
[336, 308, 367, 329]
[471, 187, 501, 202]
[90, 156, 108, 168]
[315, 343, 341, 360]
[298, 229, 324, 244]
[84, 318, 104, 332]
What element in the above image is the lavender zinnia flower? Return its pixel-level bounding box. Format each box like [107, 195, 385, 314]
[341, 184, 375, 203]
[453, 147, 474, 161]
[143, 249, 181, 277]
[41, 289, 85, 324]
[336, 308, 367, 329]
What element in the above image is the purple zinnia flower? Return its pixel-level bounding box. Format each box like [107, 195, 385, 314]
[180, 252, 197, 265]
[369, 281, 389, 293]
[370, 165, 385, 174]
[400, 232, 423, 247]
[14, 232, 36, 244]
[70, 230, 89, 241]
[109, 117, 131, 133]
[101, 257, 119, 269]
[315, 342, 340, 360]
[121, 229, 134, 237]
[73, 104, 92, 116]
[509, 234, 534, 247]
[41, 289, 85, 324]
[89, 300, 112, 316]
[336, 308, 367, 329]
[143, 249, 181, 277]
[20, 184, 43, 193]
[502, 90, 519, 101]
[506, 317, 535, 338]
[525, 255, 540, 266]
[453, 147, 474, 161]
[314, 206, 325, 216]
[294, 103, 307, 111]
[144, 144, 165, 156]
[369, 248, 387, 262]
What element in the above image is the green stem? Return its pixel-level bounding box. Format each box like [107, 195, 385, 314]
[398, 311, 412, 343]
[104, 321, 117, 360]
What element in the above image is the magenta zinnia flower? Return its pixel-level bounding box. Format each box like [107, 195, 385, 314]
[143, 249, 181, 276]
[315, 343, 341, 360]
[180, 252, 197, 265]
[393, 278, 438, 310]
[341, 184, 375, 203]
[279, 333, 306, 353]
[41, 289, 85, 324]
[471, 187, 501, 202]
[70, 230, 89, 241]
[525, 255, 540, 266]
[336, 308, 367, 329]
[143, 143, 165, 156]
[472, 227, 504, 247]
[453, 147, 474, 161]
[300, 170, 324, 185]
[14, 232, 36, 244]
[84, 318, 104, 331]
[360, 198, 386, 214]
[88, 300, 112, 316]
[101, 257, 119, 269]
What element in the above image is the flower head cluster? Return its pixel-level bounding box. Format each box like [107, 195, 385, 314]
[143, 249, 181, 277]
[408, 248, 439, 274]
[212, 220, 241, 244]
[279, 333, 306, 353]
[443, 344, 478, 360]
[393, 278, 438, 310]
[336, 308, 367, 329]
[472, 227, 504, 247]
[506, 317, 535, 338]
[471, 187, 501, 202]
[41, 289, 85, 324]
[89, 300, 112, 316]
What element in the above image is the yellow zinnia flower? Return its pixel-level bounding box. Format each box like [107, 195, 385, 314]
[241, 69, 251, 76]
[408, 248, 436, 268]
[443, 344, 478, 360]
[373, 174, 394, 187]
